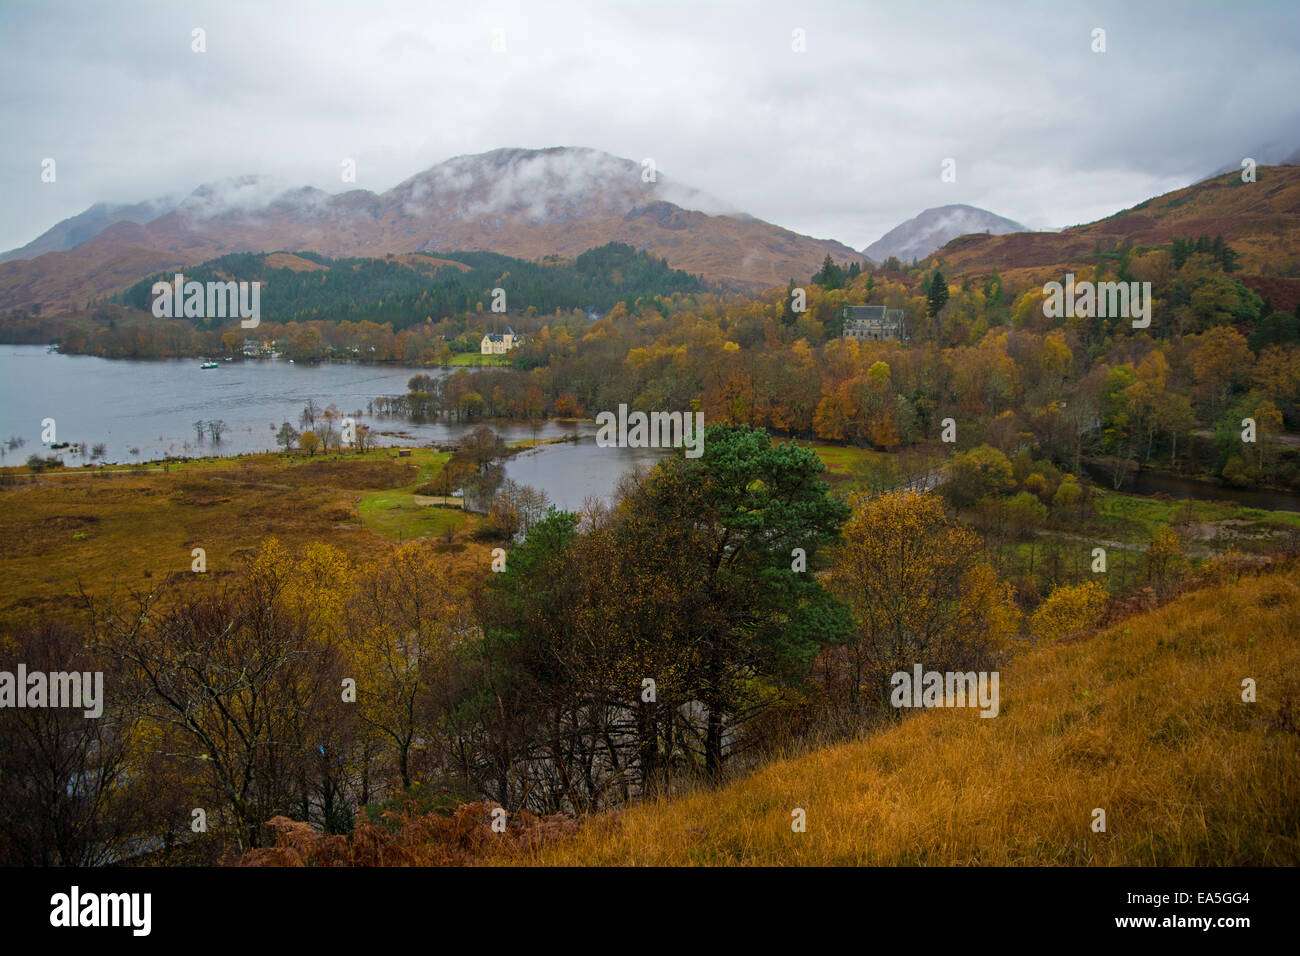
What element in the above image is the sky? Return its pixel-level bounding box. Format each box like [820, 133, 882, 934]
[2, 0, 1298, 254]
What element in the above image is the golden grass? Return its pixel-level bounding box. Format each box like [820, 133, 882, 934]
[514, 565, 1300, 865]
[0, 448, 471, 631]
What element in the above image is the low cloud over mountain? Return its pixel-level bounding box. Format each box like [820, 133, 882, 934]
[0, 147, 865, 310]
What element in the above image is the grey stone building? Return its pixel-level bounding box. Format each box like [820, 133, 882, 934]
[842, 305, 905, 342]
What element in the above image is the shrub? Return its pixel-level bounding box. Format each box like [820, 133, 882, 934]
[1030, 581, 1109, 642]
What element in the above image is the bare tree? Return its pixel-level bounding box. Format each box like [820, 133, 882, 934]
[299, 399, 320, 431]
[85, 575, 350, 850]
[0, 621, 143, 866]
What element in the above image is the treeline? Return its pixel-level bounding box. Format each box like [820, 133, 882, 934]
[358, 231, 1300, 488]
[373, 370, 584, 423]
[494, 236, 1298, 489]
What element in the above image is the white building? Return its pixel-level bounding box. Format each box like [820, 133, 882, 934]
[480, 328, 519, 354]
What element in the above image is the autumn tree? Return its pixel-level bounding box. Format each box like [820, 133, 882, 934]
[944, 444, 1015, 509]
[85, 542, 352, 849]
[825, 491, 1018, 723]
[1145, 527, 1187, 596]
[344, 541, 476, 790]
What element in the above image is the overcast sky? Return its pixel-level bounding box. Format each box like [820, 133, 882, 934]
[2, 0, 1298, 254]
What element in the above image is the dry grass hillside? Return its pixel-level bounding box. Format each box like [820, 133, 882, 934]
[936, 165, 1300, 281]
[510, 562, 1300, 866]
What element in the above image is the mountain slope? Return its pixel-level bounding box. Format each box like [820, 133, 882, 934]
[0, 195, 179, 265]
[934, 166, 1300, 278]
[0, 148, 866, 310]
[515, 563, 1300, 866]
[863, 204, 1028, 264]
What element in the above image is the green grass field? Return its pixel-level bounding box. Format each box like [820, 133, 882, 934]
[445, 352, 512, 367]
[354, 449, 473, 541]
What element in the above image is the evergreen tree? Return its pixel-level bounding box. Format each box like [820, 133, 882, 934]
[926, 269, 949, 317]
[813, 255, 843, 290]
[782, 280, 799, 326]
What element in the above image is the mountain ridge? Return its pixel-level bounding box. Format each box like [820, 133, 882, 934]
[0, 148, 865, 309]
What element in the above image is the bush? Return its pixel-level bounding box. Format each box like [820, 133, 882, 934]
[25, 453, 61, 473]
[945, 445, 1014, 509]
[1221, 456, 1251, 487]
[1030, 581, 1109, 642]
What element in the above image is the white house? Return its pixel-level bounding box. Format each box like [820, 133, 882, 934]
[480, 328, 520, 354]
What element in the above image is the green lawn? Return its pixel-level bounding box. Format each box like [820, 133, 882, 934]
[1094, 489, 1300, 541]
[802, 441, 886, 474]
[445, 352, 512, 367]
[355, 449, 470, 541]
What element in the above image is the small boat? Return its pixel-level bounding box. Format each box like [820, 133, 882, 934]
[200, 361, 219, 369]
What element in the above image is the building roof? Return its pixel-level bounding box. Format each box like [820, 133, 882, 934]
[844, 305, 903, 323]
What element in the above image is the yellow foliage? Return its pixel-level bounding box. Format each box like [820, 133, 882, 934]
[1030, 581, 1109, 642]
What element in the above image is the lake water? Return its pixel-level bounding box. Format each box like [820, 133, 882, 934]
[0, 345, 590, 461]
[0, 345, 670, 509]
[1083, 462, 1300, 512]
[503, 437, 671, 512]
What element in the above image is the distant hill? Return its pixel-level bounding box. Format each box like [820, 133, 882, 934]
[0, 195, 178, 265]
[116, 243, 703, 329]
[863, 204, 1028, 264]
[0, 148, 866, 311]
[931, 166, 1300, 280]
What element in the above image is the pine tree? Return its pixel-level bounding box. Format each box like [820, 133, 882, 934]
[782, 280, 798, 326]
[926, 269, 949, 317]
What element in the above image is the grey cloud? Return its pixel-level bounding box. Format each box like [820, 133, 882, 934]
[2, 0, 1297, 254]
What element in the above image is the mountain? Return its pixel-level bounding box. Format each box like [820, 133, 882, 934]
[862, 204, 1029, 264]
[0, 195, 179, 265]
[931, 165, 1300, 280]
[0, 148, 866, 311]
